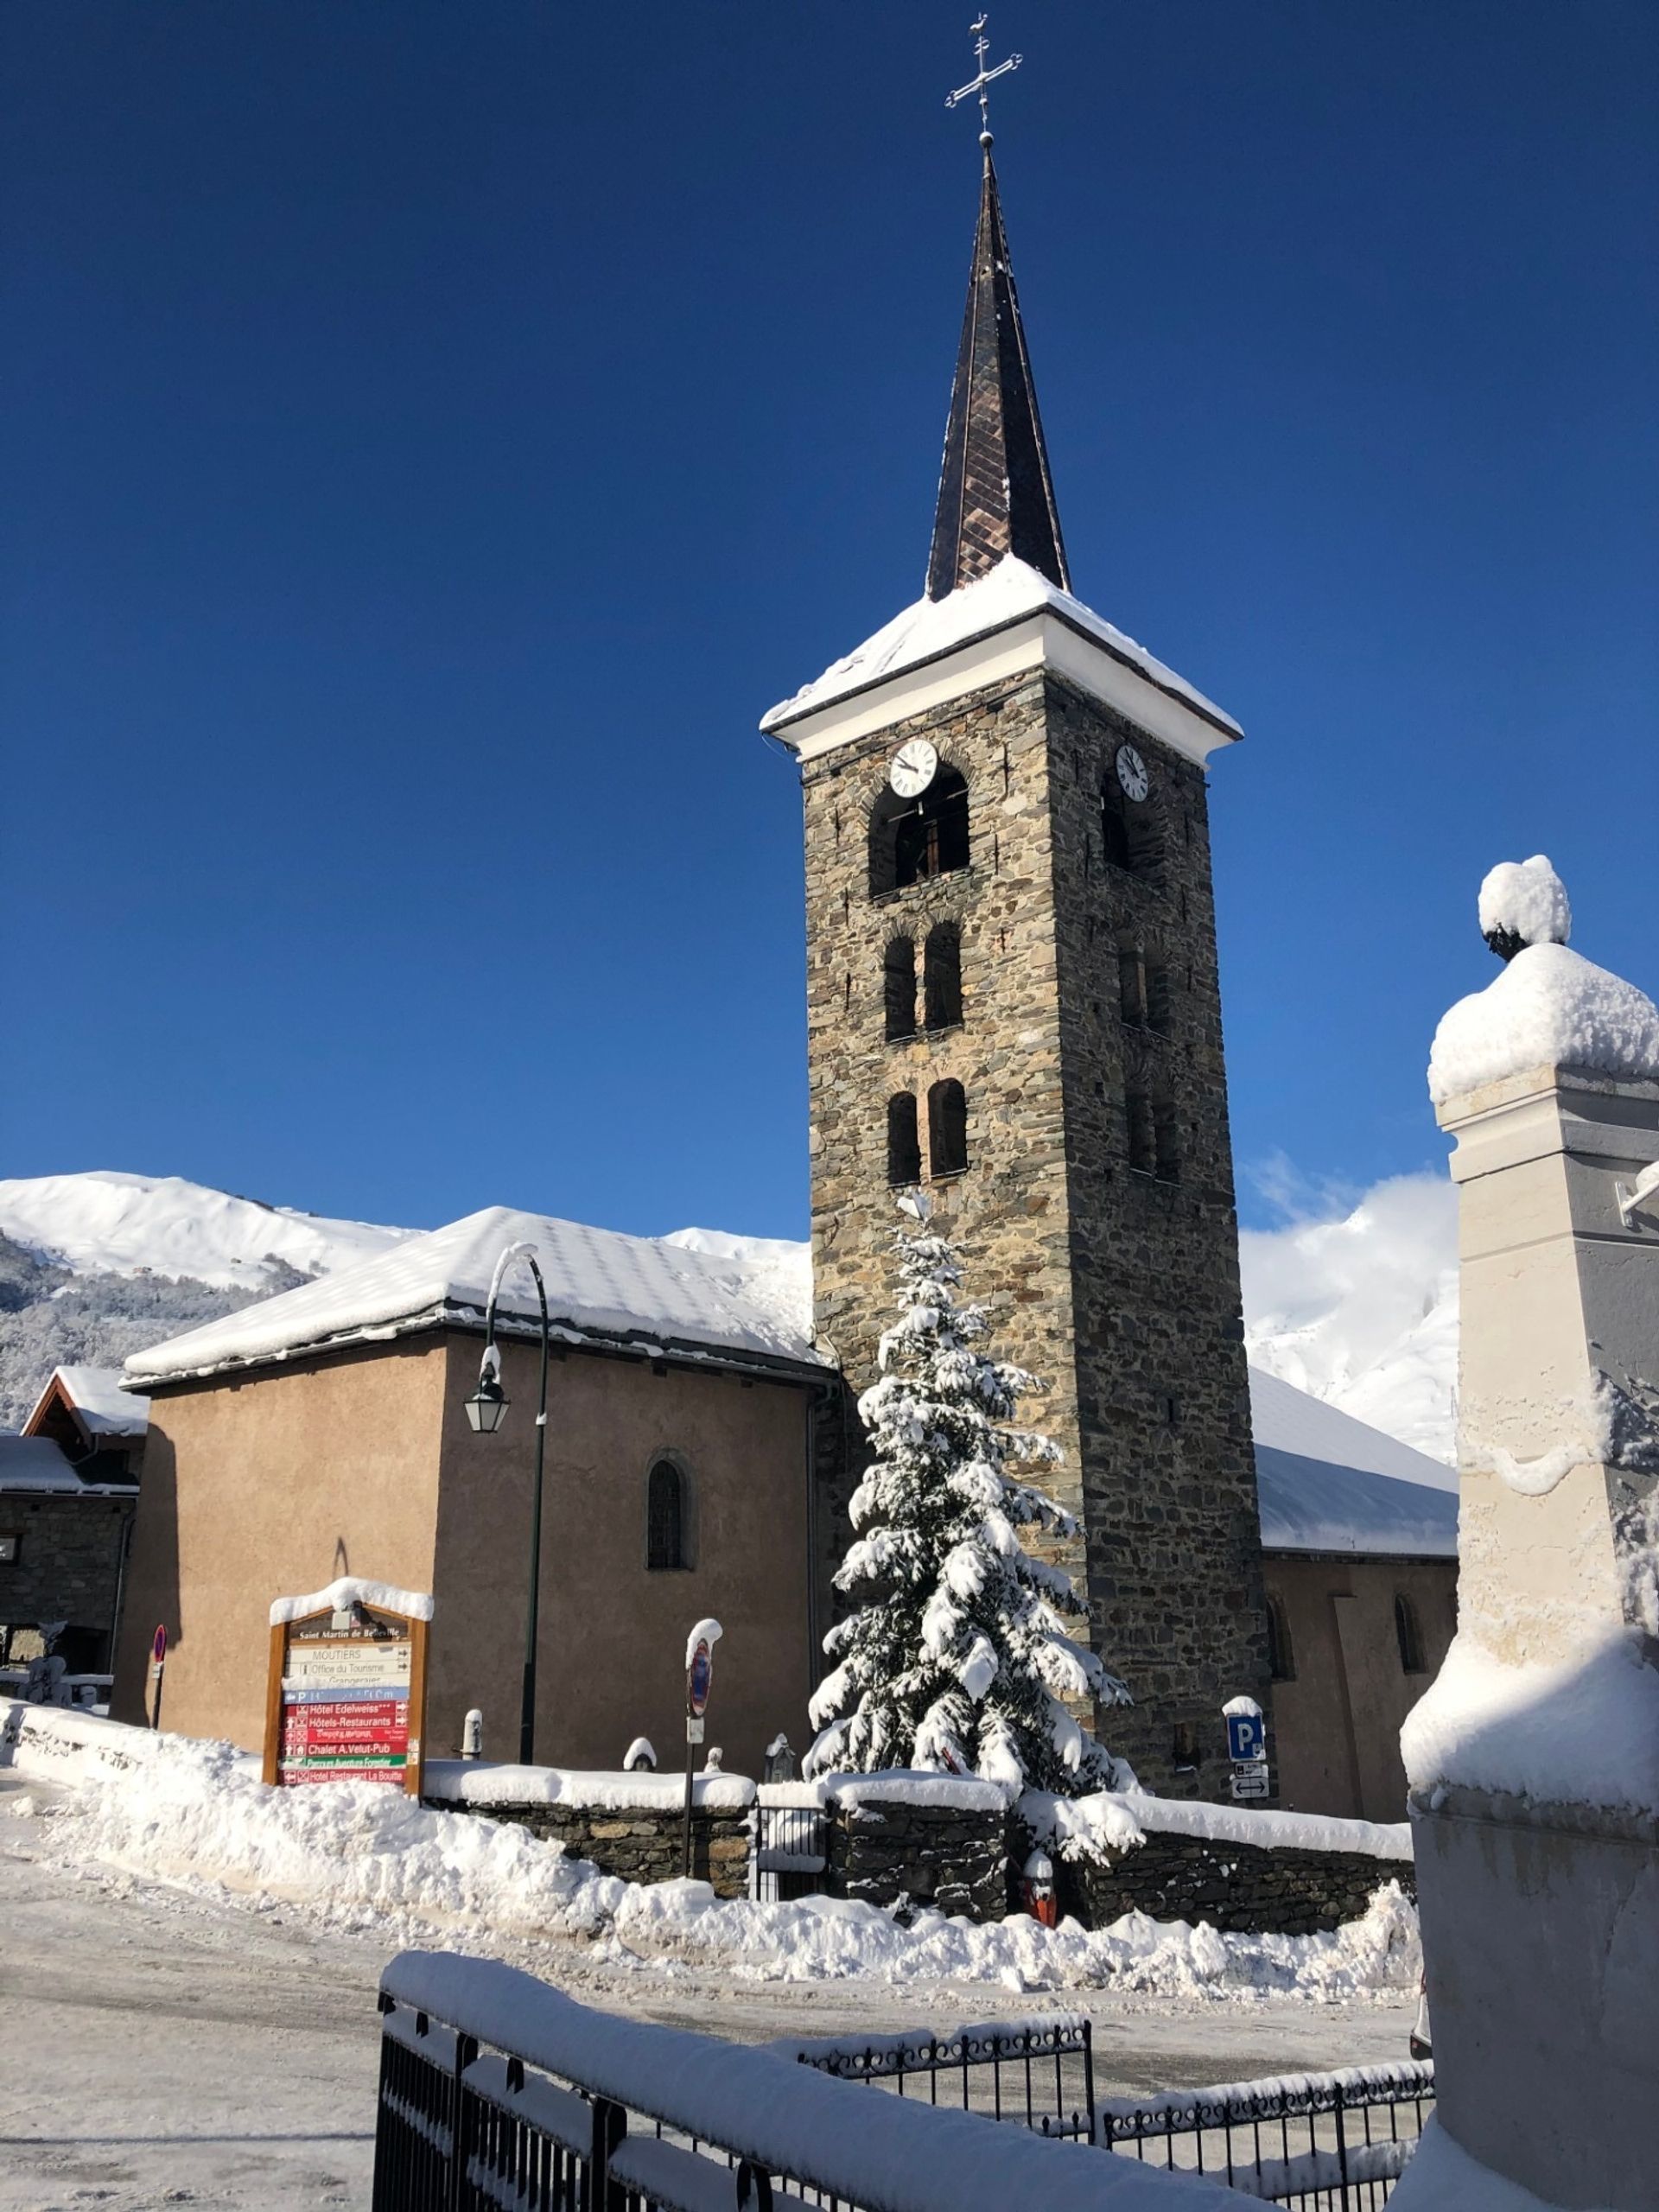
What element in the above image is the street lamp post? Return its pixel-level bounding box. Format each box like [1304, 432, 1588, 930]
[465, 1240, 550, 1766]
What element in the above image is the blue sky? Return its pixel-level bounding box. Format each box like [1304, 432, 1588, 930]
[4, 3, 1655, 1242]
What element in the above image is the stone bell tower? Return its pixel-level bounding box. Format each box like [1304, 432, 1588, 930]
[762, 135, 1269, 1796]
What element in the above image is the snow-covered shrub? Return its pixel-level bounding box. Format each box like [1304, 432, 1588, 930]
[804, 1215, 1129, 1798]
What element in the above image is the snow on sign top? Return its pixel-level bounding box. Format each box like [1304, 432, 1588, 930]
[124, 1206, 830, 1387]
[270, 1576, 435, 1625]
[1428, 942, 1659, 1107]
[759, 555, 1242, 741]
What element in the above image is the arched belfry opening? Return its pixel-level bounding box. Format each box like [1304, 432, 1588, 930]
[924, 923, 963, 1032]
[869, 766, 970, 898]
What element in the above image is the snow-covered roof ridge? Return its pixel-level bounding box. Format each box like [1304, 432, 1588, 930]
[31, 1364, 150, 1437]
[1249, 1366, 1459, 1558]
[760, 556, 1241, 741]
[124, 1205, 829, 1388]
[1428, 941, 1659, 1107]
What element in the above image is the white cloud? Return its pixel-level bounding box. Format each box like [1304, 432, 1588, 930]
[1239, 1165, 1459, 1465]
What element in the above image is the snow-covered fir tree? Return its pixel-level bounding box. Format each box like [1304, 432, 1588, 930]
[804, 1205, 1129, 1797]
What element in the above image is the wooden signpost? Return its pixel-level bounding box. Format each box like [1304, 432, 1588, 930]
[263, 1581, 430, 1797]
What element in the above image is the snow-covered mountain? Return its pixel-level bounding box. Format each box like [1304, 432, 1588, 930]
[0, 1172, 414, 1431]
[0, 1167, 1460, 1460]
[1239, 1172, 1458, 1465]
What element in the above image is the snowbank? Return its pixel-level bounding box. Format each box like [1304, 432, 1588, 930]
[1427, 943, 1659, 1106]
[270, 1576, 435, 1625]
[1400, 1628, 1659, 1817]
[1387, 2118, 1594, 2212]
[423, 1760, 755, 1813]
[760, 556, 1241, 739]
[5, 1705, 1420, 2001]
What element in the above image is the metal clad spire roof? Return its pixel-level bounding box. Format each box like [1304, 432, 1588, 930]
[926, 145, 1070, 601]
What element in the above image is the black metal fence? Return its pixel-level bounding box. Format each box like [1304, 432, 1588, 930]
[747, 1799, 828, 1903]
[372, 1951, 1237, 2212]
[1096, 2063, 1436, 2208]
[785, 2016, 1095, 2142]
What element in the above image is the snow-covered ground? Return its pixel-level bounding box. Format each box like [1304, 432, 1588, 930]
[0, 1758, 1421, 2212]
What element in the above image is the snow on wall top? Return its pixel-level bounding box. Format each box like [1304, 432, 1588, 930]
[1402, 1627, 1659, 1816]
[42, 1365, 150, 1436]
[760, 556, 1241, 739]
[0, 1434, 137, 1496]
[1477, 855, 1570, 949]
[124, 1206, 829, 1386]
[1427, 941, 1659, 1106]
[0, 1169, 412, 1292]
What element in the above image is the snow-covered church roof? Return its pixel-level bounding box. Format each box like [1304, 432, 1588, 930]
[1249, 1367, 1457, 1557]
[124, 1208, 830, 1389]
[122, 1205, 1455, 1556]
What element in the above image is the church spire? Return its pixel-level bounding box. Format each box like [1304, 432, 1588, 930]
[925, 137, 1071, 601]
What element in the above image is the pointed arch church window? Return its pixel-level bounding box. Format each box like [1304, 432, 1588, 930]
[646, 1459, 685, 1573]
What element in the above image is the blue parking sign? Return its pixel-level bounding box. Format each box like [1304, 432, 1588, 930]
[1226, 1710, 1265, 1764]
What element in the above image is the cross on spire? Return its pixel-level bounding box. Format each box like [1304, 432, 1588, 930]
[944, 13, 1021, 143]
[927, 22, 1070, 602]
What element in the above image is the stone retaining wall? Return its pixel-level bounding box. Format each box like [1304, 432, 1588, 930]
[1059, 1826, 1413, 1936]
[425, 1799, 753, 1900]
[826, 1792, 1007, 1920]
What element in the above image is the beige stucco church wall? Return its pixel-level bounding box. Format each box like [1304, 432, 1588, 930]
[1268, 1554, 1456, 1821]
[429, 1336, 816, 1776]
[112, 1329, 818, 1780]
[111, 1340, 448, 1744]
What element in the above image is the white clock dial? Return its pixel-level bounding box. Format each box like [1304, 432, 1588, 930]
[888, 739, 938, 800]
[1115, 743, 1150, 803]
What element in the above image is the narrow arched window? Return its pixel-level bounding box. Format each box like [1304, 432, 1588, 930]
[1144, 957, 1172, 1036]
[1154, 1096, 1180, 1183]
[1118, 943, 1146, 1028]
[928, 1079, 968, 1178]
[1395, 1593, 1425, 1675]
[923, 924, 963, 1032]
[869, 766, 970, 896]
[887, 1091, 921, 1185]
[1125, 1085, 1156, 1175]
[883, 936, 916, 1041]
[646, 1459, 683, 1572]
[1267, 1594, 1294, 1682]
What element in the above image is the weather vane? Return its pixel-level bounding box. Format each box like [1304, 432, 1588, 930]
[944, 13, 1021, 142]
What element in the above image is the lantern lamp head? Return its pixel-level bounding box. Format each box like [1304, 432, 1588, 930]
[465, 1366, 510, 1434]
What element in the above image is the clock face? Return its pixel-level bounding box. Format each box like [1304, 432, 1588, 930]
[889, 738, 938, 800]
[1115, 743, 1150, 804]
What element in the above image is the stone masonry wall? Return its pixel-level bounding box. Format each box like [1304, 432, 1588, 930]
[1060, 1828, 1413, 1937]
[0, 1493, 135, 1669]
[427, 1801, 753, 1900]
[799, 669, 1268, 1796]
[826, 1794, 1007, 1921]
